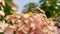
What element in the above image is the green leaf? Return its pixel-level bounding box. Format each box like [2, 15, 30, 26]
[4, 5, 13, 16]
[48, 0, 57, 7]
[23, 2, 37, 13]
[7, 20, 13, 25]
[0, 16, 5, 21]
[5, 0, 13, 5]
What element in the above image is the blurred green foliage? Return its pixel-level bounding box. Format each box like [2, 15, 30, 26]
[0, 0, 16, 21]
[22, 2, 38, 13]
[39, 0, 60, 18]
[0, 32, 4, 34]
[23, 0, 60, 19]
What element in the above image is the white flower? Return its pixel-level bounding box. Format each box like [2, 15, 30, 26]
[0, 10, 5, 16]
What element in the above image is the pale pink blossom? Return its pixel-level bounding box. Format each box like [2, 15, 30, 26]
[0, 10, 5, 16]
[0, 13, 59, 34]
[0, 21, 8, 32]
[23, 14, 30, 18]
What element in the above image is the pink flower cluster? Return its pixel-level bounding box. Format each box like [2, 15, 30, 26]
[0, 12, 59, 34]
[16, 13, 59, 34]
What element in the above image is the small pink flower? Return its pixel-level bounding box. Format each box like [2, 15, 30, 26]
[0, 10, 5, 16]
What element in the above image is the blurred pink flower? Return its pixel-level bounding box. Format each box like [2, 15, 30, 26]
[0, 10, 5, 16]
